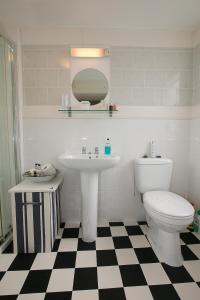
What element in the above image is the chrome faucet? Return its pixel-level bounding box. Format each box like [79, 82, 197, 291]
[82, 146, 87, 154]
[94, 147, 99, 155]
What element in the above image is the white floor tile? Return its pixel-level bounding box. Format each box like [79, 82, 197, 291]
[188, 244, 200, 258]
[58, 238, 78, 252]
[192, 232, 200, 240]
[110, 226, 128, 237]
[125, 286, 153, 300]
[0, 271, 28, 295]
[174, 283, 200, 300]
[17, 293, 45, 300]
[180, 239, 185, 245]
[140, 225, 148, 235]
[72, 290, 99, 300]
[56, 228, 64, 238]
[115, 249, 139, 265]
[97, 266, 123, 289]
[47, 269, 74, 292]
[65, 223, 80, 228]
[141, 263, 170, 285]
[31, 253, 57, 270]
[130, 235, 150, 248]
[76, 251, 97, 268]
[96, 237, 114, 250]
[97, 221, 110, 227]
[124, 220, 138, 226]
[0, 254, 16, 271]
[183, 260, 200, 281]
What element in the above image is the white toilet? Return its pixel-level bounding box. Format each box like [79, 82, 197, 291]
[134, 158, 194, 267]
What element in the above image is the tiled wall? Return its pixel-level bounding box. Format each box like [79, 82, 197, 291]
[23, 46, 70, 105]
[110, 47, 193, 106]
[22, 45, 193, 106]
[189, 44, 200, 207]
[193, 44, 200, 105]
[23, 118, 190, 223]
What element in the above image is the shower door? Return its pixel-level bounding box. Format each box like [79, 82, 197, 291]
[0, 36, 17, 241]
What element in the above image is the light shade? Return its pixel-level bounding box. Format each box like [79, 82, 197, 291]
[70, 48, 108, 58]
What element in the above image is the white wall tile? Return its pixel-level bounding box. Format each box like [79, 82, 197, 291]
[23, 49, 47, 68]
[23, 88, 47, 105]
[47, 87, 70, 105]
[23, 118, 190, 223]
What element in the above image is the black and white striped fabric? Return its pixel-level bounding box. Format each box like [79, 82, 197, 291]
[10, 177, 62, 253]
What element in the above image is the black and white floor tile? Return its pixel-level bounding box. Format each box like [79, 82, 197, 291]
[0, 222, 200, 299]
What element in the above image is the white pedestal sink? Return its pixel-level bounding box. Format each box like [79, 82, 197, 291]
[59, 153, 120, 242]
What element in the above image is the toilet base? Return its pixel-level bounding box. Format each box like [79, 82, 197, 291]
[146, 217, 183, 267]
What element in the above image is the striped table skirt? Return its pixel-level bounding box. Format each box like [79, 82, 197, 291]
[11, 189, 61, 253]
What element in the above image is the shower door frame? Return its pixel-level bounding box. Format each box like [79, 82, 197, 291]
[0, 33, 21, 241]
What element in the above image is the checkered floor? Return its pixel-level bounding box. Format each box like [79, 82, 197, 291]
[0, 221, 200, 300]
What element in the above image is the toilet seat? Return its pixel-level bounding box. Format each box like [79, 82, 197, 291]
[143, 191, 194, 224]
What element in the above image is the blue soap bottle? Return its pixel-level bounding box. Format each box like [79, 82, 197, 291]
[104, 138, 111, 155]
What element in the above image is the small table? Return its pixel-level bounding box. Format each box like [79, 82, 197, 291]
[9, 174, 63, 253]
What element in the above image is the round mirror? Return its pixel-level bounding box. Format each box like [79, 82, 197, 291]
[72, 68, 109, 105]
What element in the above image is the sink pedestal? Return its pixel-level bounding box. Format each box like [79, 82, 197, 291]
[81, 171, 98, 242]
[59, 153, 120, 243]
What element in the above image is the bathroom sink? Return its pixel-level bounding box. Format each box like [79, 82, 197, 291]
[59, 152, 120, 243]
[59, 153, 120, 171]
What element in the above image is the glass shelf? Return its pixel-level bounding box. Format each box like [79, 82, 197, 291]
[58, 108, 118, 117]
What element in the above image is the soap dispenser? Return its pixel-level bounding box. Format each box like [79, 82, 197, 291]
[104, 138, 111, 155]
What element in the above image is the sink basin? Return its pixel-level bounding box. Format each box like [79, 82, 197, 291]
[59, 152, 120, 242]
[59, 153, 120, 171]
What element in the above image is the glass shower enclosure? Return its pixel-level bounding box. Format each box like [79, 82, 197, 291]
[0, 35, 19, 245]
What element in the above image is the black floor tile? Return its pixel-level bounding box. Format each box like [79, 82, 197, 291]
[109, 222, 124, 226]
[60, 222, 65, 228]
[52, 239, 61, 252]
[162, 263, 194, 283]
[150, 285, 181, 300]
[20, 270, 52, 293]
[8, 253, 36, 271]
[3, 242, 13, 253]
[196, 282, 200, 288]
[97, 250, 118, 266]
[99, 288, 126, 300]
[0, 271, 5, 281]
[120, 264, 147, 286]
[180, 232, 200, 244]
[125, 225, 144, 235]
[0, 296, 18, 300]
[134, 247, 159, 263]
[97, 227, 111, 237]
[77, 239, 96, 251]
[45, 291, 72, 300]
[138, 221, 147, 225]
[73, 267, 98, 290]
[181, 245, 199, 260]
[113, 237, 132, 249]
[62, 228, 79, 238]
[54, 252, 76, 268]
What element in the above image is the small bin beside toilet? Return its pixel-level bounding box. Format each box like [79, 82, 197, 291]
[9, 174, 63, 253]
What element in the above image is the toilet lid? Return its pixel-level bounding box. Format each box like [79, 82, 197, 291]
[143, 191, 194, 218]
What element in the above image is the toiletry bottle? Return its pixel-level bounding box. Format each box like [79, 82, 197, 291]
[150, 140, 156, 158]
[104, 138, 111, 155]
